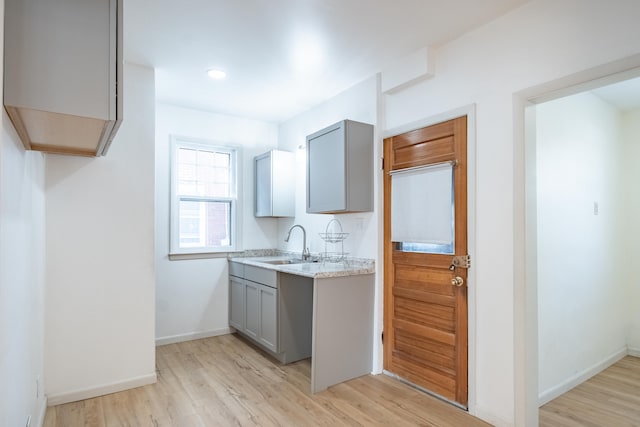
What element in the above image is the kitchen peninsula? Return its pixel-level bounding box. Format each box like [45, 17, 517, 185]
[229, 254, 375, 393]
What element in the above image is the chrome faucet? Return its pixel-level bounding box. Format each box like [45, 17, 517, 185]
[285, 224, 310, 260]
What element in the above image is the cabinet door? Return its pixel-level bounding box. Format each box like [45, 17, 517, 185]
[229, 276, 245, 331]
[254, 153, 272, 217]
[259, 285, 278, 353]
[244, 281, 260, 340]
[307, 124, 346, 213]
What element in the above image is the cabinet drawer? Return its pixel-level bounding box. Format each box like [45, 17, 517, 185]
[229, 261, 244, 278]
[245, 265, 277, 288]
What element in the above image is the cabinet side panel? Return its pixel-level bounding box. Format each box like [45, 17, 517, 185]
[346, 121, 374, 212]
[229, 277, 245, 331]
[272, 151, 295, 217]
[312, 275, 374, 392]
[279, 274, 313, 363]
[255, 153, 272, 216]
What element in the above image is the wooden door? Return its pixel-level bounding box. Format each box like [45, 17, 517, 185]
[383, 116, 468, 407]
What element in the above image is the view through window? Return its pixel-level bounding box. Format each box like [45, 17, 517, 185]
[171, 139, 237, 253]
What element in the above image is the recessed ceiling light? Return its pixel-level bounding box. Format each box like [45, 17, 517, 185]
[292, 30, 325, 73]
[207, 69, 227, 79]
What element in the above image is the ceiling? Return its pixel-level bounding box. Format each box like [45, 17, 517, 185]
[124, 0, 530, 123]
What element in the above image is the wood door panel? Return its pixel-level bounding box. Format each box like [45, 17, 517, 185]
[392, 345, 455, 377]
[393, 288, 455, 309]
[393, 319, 455, 346]
[384, 115, 468, 407]
[394, 335, 456, 372]
[395, 329, 455, 360]
[390, 120, 455, 149]
[393, 251, 452, 269]
[394, 265, 455, 296]
[394, 300, 455, 332]
[388, 120, 458, 171]
[391, 136, 455, 170]
[391, 357, 456, 400]
[395, 307, 456, 334]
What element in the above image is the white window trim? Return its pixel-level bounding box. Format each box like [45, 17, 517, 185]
[169, 136, 242, 256]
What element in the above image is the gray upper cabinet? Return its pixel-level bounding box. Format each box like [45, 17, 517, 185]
[306, 120, 374, 214]
[4, 0, 122, 157]
[254, 150, 295, 217]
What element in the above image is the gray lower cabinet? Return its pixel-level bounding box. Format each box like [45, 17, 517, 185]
[244, 281, 261, 340]
[229, 275, 245, 331]
[258, 285, 277, 352]
[228, 261, 312, 363]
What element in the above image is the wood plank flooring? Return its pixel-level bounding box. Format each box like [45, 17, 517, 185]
[539, 356, 640, 426]
[44, 334, 489, 426]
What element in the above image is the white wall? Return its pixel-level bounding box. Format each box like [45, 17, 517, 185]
[0, 1, 47, 423]
[277, 76, 381, 368]
[381, 0, 640, 425]
[277, 76, 378, 259]
[44, 63, 156, 404]
[155, 103, 279, 343]
[536, 92, 627, 403]
[0, 96, 47, 427]
[621, 108, 640, 352]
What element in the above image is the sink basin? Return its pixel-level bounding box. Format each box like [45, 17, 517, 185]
[259, 258, 305, 265]
[258, 258, 320, 265]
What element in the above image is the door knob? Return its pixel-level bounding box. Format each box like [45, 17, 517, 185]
[451, 276, 464, 287]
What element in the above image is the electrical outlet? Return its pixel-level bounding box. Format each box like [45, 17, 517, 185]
[25, 415, 31, 427]
[36, 375, 40, 399]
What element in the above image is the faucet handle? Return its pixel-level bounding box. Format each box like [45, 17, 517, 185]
[303, 247, 311, 260]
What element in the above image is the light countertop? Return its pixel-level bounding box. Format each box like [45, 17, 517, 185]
[229, 255, 374, 279]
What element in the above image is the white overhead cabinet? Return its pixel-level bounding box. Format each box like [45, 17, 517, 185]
[254, 150, 295, 217]
[4, 0, 123, 157]
[306, 120, 374, 214]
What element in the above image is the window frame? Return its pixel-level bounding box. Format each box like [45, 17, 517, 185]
[169, 136, 241, 256]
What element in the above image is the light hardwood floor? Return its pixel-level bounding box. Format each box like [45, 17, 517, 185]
[44, 334, 489, 426]
[539, 356, 640, 426]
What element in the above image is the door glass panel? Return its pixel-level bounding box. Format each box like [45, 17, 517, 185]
[391, 163, 454, 254]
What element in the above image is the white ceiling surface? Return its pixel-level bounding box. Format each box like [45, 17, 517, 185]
[592, 77, 640, 112]
[124, 0, 530, 123]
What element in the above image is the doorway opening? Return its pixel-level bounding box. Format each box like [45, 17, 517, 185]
[523, 72, 640, 425]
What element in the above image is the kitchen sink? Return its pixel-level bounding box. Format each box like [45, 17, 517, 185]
[258, 258, 318, 265]
[259, 258, 305, 265]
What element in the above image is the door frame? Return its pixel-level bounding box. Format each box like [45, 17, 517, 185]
[381, 104, 477, 414]
[514, 56, 640, 426]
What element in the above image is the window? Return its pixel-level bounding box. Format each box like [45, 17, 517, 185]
[170, 138, 239, 254]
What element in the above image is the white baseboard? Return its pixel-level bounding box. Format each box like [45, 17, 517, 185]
[538, 347, 627, 406]
[155, 327, 231, 346]
[47, 372, 157, 406]
[37, 396, 48, 427]
[474, 405, 514, 427]
[627, 346, 640, 357]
